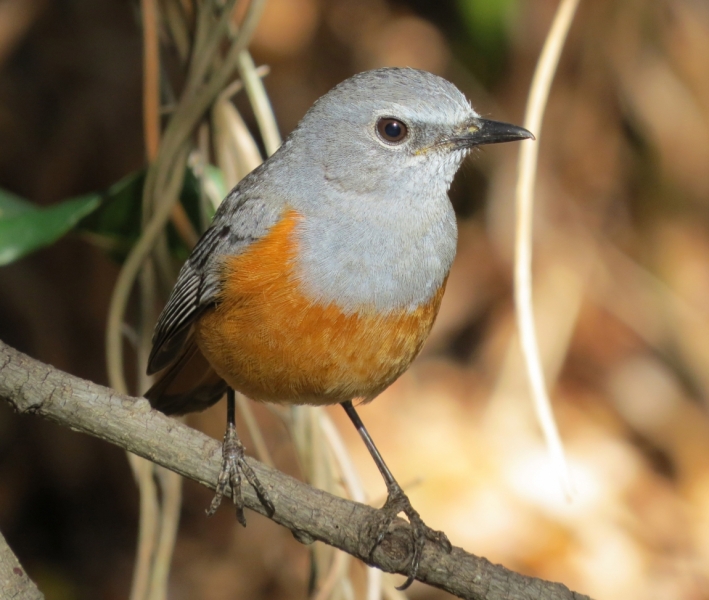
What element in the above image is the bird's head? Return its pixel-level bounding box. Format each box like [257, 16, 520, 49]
[290, 67, 533, 200]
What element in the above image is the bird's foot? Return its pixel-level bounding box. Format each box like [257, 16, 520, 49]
[207, 422, 275, 525]
[371, 483, 452, 590]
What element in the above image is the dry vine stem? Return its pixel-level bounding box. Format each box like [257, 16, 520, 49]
[513, 0, 581, 497]
[105, 2, 269, 599]
[209, 37, 383, 600]
[129, 2, 174, 599]
[109, 1, 381, 598]
[0, 340, 593, 600]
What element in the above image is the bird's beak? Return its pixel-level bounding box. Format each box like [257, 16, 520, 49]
[450, 118, 535, 148]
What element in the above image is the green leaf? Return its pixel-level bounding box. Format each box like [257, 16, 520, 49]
[77, 167, 208, 263]
[76, 170, 146, 261]
[456, 0, 519, 83]
[0, 162, 228, 267]
[204, 164, 227, 206]
[0, 189, 35, 219]
[0, 193, 102, 266]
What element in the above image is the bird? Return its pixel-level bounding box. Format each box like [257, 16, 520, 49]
[145, 67, 533, 587]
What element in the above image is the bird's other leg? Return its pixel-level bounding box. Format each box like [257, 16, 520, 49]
[207, 388, 275, 525]
[341, 400, 452, 589]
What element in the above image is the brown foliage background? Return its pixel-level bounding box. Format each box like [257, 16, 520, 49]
[1, 0, 709, 598]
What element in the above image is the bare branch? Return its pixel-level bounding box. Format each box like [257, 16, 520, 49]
[0, 339, 592, 600]
[0, 530, 44, 600]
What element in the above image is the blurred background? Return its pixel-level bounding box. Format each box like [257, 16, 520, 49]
[2, 0, 709, 598]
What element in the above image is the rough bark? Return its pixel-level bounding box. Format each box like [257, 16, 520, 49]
[0, 339, 592, 600]
[0, 530, 44, 600]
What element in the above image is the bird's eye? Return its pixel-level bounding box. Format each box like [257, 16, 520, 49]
[376, 118, 408, 144]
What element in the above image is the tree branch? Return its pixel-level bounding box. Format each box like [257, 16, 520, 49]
[0, 339, 592, 600]
[0, 529, 44, 600]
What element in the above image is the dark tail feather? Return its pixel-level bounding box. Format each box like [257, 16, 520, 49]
[145, 339, 228, 415]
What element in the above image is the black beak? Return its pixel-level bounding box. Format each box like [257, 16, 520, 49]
[450, 118, 534, 148]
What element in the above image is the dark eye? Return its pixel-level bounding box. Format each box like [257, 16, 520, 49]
[376, 118, 408, 144]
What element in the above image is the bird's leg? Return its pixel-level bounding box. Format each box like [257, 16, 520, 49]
[207, 388, 275, 525]
[341, 400, 452, 589]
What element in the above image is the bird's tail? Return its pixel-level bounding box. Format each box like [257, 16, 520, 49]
[144, 337, 227, 415]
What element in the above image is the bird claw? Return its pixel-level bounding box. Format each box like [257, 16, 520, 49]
[370, 484, 452, 590]
[207, 422, 274, 525]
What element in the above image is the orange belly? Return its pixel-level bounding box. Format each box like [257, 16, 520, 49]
[194, 210, 446, 405]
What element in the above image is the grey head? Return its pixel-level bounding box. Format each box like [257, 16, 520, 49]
[262, 68, 534, 314]
[285, 68, 532, 201]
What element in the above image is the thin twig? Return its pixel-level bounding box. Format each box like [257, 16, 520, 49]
[142, 0, 161, 161]
[186, 0, 239, 99]
[106, 142, 188, 390]
[161, 0, 191, 63]
[218, 64, 270, 102]
[513, 0, 581, 498]
[196, 0, 267, 118]
[134, 5, 167, 598]
[170, 204, 200, 248]
[106, 0, 267, 393]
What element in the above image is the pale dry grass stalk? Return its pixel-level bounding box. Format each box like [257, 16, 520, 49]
[318, 412, 366, 504]
[236, 393, 275, 467]
[237, 51, 282, 156]
[148, 465, 183, 599]
[318, 412, 395, 600]
[227, 53, 381, 599]
[212, 95, 263, 186]
[130, 3, 167, 599]
[106, 2, 267, 600]
[127, 454, 160, 600]
[106, 2, 377, 597]
[105, 0, 266, 392]
[311, 547, 350, 600]
[513, 0, 581, 497]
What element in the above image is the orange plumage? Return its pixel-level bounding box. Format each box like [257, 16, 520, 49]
[194, 209, 446, 405]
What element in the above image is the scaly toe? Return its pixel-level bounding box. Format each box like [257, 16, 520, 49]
[206, 423, 274, 524]
[370, 485, 450, 590]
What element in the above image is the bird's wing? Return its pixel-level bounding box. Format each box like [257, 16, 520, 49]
[144, 334, 229, 414]
[146, 184, 283, 375]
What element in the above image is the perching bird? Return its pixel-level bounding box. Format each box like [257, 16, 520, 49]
[145, 67, 533, 587]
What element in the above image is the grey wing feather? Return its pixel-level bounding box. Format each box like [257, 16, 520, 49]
[146, 180, 284, 375]
[146, 226, 220, 375]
